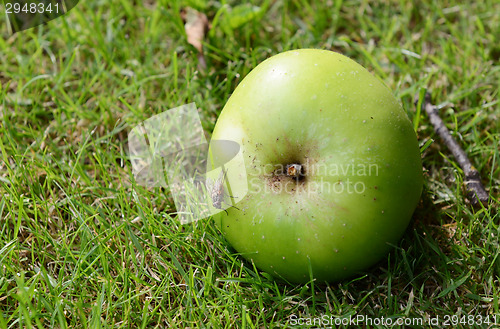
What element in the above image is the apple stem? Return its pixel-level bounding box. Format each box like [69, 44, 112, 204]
[286, 164, 303, 179]
[418, 92, 489, 207]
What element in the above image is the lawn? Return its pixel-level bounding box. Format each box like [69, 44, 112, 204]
[1, 0, 499, 328]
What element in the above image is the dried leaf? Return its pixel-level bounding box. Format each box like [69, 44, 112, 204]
[182, 7, 209, 70]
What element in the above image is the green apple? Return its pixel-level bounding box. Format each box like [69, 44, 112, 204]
[209, 49, 423, 283]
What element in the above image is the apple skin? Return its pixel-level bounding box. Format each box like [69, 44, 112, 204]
[210, 49, 423, 283]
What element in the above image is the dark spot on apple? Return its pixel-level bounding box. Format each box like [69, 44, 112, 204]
[371, 116, 374, 119]
[373, 197, 377, 201]
[374, 185, 378, 189]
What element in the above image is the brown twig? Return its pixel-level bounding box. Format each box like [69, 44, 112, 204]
[418, 92, 489, 207]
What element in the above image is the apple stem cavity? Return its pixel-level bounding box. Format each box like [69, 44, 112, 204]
[267, 162, 306, 193]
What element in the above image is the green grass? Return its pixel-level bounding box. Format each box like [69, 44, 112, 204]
[1, 0, 499, 327]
